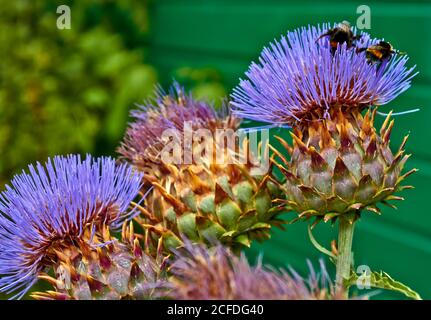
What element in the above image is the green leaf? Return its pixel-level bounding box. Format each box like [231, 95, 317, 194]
[346, 269, 422, 300]
[307, 225, 337, 260]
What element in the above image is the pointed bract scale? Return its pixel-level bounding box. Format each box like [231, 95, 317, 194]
[309, 146, 328, 170]
[319, 124, 336, 151]
[269, 144, 290, 168]
[360, 111, 373, 139]
[274, 135, 293, 156]
[333, 157, 358, 201]
[380, 111, 393, 136]
[365, 205, 381, 215]
[365, 135, 378, 159]
[383, 120, 395, 145]
[290, 131, 309, 154]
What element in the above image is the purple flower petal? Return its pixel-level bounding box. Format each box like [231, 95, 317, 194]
[119, 82, 240, 167]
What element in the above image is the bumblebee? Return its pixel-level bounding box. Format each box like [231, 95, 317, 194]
[316, 21, 361, 53]
[357, 41, 405, 64]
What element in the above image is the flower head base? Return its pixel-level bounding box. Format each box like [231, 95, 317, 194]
[231, 23, 417, 126]
[167, 242, 346, 300]
[0, 155, 142, 298]
[30, 223, 169, 300]
[273, 108, 415, 224]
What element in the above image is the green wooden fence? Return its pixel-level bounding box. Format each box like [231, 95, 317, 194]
[148, 0, 431, 299]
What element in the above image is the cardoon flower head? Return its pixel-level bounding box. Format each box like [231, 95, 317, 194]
[231, 23, 416, 126]
[119, 82, 240, 170]
[229, 23, 417, 226]
[118, 83, 284, 257]
[0, 155, 142, 298]
[166, 242, 347, 300]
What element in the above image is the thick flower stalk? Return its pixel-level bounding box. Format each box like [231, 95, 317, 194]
[119, 84, 284, 255]
[0, 155, 166, 299]
[166, 242, 351, 300]
[231, 23, 417, 297]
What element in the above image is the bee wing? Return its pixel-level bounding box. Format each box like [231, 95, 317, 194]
[315, 30, 332, 43]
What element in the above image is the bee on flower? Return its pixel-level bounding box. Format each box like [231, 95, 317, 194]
[231, 23, 417, 225]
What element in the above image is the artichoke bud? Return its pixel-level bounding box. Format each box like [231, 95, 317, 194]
[137, 161, 284, 255]
[119, 84, 286, 255]
[275, 108, 415, 224]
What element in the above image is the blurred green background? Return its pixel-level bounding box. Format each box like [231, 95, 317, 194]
[1, 0, 431, 299]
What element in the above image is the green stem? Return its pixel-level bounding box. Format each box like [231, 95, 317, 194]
[335, 218, 355, 298]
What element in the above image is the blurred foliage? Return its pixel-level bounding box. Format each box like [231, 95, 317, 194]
[172, 66, 227, 109]
[0, 0, 157, 186]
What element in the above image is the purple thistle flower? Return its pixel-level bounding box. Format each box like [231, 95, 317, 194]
[167, 242, 349, 300]
[118, 82, 240, 169]
[231, 23, 417, 126]
[0, 155, 142, 298]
